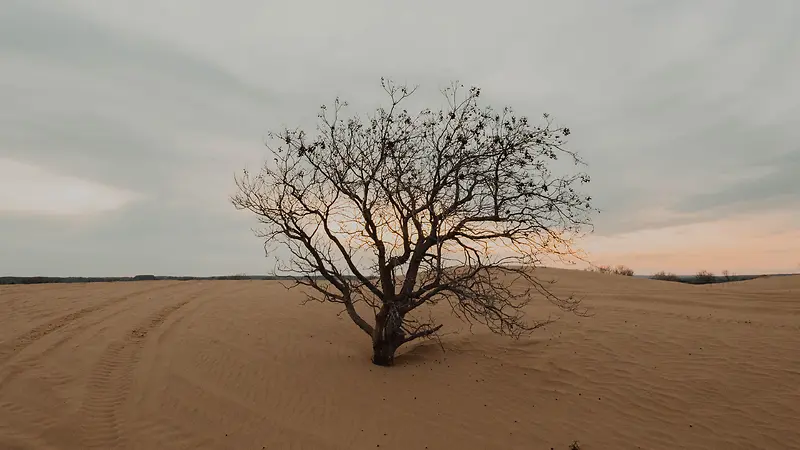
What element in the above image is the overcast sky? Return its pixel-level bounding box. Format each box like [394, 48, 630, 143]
[2, 0, 798, 276]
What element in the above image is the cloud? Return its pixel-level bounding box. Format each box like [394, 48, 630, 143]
[0, 0, 281, 194]
[0, 158, 141, 216]
[1, 0, 798, 275]
[674, 151, 800, 216]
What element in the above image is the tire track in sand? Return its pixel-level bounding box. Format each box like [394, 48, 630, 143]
[0, 282, 197, 392]
[77, 296, 195, 449]
[0, 282, 181, 364]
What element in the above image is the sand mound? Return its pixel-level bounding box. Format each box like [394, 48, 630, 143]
[719, 274, 800, 291]
[1, 271, 798, 449]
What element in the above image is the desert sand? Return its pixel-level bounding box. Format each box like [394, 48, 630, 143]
[0, 268, 798, 450]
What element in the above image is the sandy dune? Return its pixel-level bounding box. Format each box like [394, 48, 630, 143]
[0, 269, 798, 449]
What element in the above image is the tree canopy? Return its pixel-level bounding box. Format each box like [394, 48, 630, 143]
[232, 79, 595, 365]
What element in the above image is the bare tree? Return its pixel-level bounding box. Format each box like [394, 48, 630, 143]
[231, 79, 595, 366]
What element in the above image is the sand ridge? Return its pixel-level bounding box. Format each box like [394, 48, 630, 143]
[0, 270, 798, 449]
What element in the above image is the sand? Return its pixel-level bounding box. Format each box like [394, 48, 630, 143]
[0, 269, 798, 450]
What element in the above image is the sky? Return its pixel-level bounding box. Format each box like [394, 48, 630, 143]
[1, 0, 799, 277]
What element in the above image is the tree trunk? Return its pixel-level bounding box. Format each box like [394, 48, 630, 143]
[371, 305, 404, 366]
[372, 336, 398, 366]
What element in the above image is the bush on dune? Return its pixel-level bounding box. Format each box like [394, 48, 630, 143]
[586, 264, 634, 276]
[693, 270, 716, 284]
[650, 271, 681, 282]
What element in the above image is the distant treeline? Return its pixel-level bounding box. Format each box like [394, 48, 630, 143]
[648, 273, 764, 285]
[647, 271, 798, 285]
[586, 264, 795, 285]
[0, 274, 363, 285]
[2, 272, 792, 286]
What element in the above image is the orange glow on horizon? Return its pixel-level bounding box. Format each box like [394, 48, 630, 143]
[581, 210, 800, 275]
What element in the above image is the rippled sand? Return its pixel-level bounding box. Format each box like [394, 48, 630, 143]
[1, 269, 798, 449]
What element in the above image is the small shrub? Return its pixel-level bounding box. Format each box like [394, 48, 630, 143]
[651, 271, 681, 282]
[612, 265, 634, 276]
[694, 270, 715, 284]
[569, 441, 581, 450]
[722, 269, 735, 281]
[588, 264, 633, 276]
[595, 265, 612, 274]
